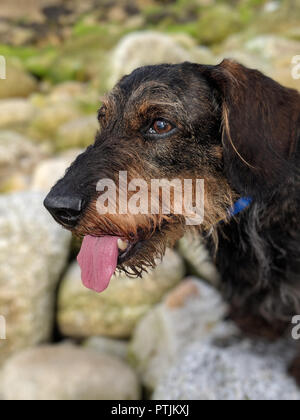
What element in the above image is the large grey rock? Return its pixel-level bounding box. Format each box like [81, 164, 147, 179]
[1, 344, 141, 400]
[245, 35, 300, 89]
[221, 35, 300, 90]
[0, 192, 71, 364]
[245, 35, 300, 61]
[109, 31, 191, 88]
[83, 336, 129, 361]
[0, 99, 36, 128]
[31, 149, 82, 192]
[153, 338, 300, 400]
[58, 248, 185, 339]
[0, 131, 47, 192]
[129, 278, 228, 391]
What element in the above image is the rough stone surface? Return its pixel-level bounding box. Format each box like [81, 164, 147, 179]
[153, 338, 300, 400]
[0, 59, 38, 99]
[0, 131, 47, 192]
[55, 115, 98, 150]
[29, 101, 81, 141]
[129, 278, 228, 391]
[109, 31, 191, 88]
[0, 192, 71, 364]
[31, 149, 82, 191]
[58, 248, 185, 338]
[83, 337, 129, 361]
[177, 234, 220, 287]
[245, 35, 300, 89]
[1, 344, 141, 400]
[0, 99, 36, 128]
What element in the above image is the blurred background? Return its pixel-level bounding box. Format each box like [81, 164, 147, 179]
[0, 0, 299, 401]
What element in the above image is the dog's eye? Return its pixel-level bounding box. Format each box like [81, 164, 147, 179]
[148, 119, 174, 136]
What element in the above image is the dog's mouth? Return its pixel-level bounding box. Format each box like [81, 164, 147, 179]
[77, 234, 147, 293]
[75, 210, 186, 294]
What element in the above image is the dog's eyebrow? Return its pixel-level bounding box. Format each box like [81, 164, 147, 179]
[128, 81, 171, 103]
[125, 81, 186, 117]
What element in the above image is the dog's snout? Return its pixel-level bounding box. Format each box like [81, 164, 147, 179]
[44, 194, 86, 227]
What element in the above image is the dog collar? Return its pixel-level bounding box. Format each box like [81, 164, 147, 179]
[228, 197, 253, 217]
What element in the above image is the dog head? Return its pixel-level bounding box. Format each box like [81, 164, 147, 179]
[44, 60, 300, 292]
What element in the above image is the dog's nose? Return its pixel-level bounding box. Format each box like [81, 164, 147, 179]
[44, 194, 85, 227]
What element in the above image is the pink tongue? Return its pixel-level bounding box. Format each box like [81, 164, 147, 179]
[77, 235, 119, 293]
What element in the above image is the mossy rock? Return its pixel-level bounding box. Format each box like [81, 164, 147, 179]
[0, 57, 38, 99]
[55, 115, 99, 151]
[8, 26, 122, 88]
[196, 5, 244, 45]
[28, 101, 81, 141]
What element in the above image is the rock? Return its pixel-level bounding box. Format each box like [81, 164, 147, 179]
[27, 32, 111, 85]
[0, 192, 71, 364]
[196, 5, 243, 45]
[0, 59, 38, 99]
[129, 278, 228, 391]
[0, 131, 47, 192]
[244, 35, 300, 89]
[245, 35, 300, 61]
[48, 81, 87, 102]
[0, 0, 47, 21]
[1, 344, 140, 400]
[83, 337, 129, 361]
[109, 31, 191, 88]
[0, 23, 34, 46]
[55, 115, 98, 150]
[0, 99, 36, 129]
[29, 101, 81, 141]
[46, 82, 100, 111]
[31, 149, 82, 191]
[153, 338, 300, 400]
[58, 248, 185, 339]
[177, 234, 220, 287]
[221, 35, 300, 90]
[0, 173, 28, 193]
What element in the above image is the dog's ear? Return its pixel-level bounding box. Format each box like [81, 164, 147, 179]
[200, 60, 300, 197]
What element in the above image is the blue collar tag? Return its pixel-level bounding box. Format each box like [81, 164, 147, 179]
[228, 197, 253, 217]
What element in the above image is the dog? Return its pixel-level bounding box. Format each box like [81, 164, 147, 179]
[44, 59, 300, 380]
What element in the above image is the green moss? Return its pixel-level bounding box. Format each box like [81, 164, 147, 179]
[127, 347, 140, 370]
[196, 4, 244, 45]
[0, 44, 38, 61]
[163, 22, 198, 39]
[25, 48, 59, 79]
